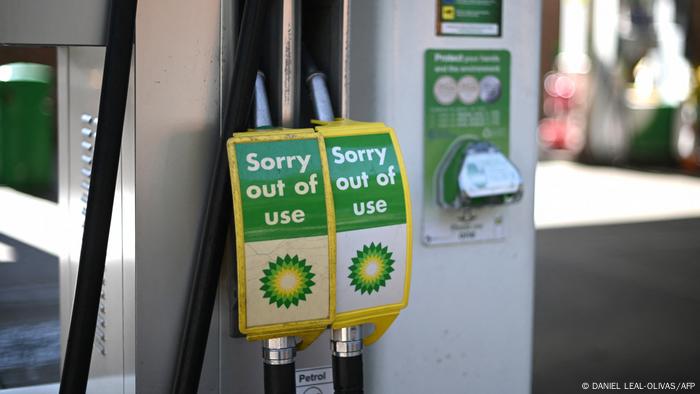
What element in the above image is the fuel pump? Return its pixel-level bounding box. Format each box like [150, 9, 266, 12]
[53, 0, 413, 391]
[0, 0, 539, 392]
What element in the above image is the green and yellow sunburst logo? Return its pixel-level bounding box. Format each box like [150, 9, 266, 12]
[260, 254, 316, 308]
[348, 243, 394, 294]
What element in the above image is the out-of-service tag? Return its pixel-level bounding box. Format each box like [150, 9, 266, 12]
[227, 129, 335, 345]
[315, 120, 412, 346]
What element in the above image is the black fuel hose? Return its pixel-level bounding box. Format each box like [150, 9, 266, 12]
[333, 355, 364, 394]
[171, 0, 270, 392]
[301, 45, 320, 78]
[329, 327, 364, 394]
[59, 0, 138, 392]
[264, 363, 296, 394]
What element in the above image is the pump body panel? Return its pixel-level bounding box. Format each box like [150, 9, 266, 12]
[348, 1, 539, 393]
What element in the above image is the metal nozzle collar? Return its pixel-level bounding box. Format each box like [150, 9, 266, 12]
[262, 336, 297, 365]
[331, 326, 363, 358]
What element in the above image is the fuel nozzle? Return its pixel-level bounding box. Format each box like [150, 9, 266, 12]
[263, 336, 297, 365]
[263, 336, 297, 394]
[331, 326, 362, 358]
[331, 326, 364, 394]
[252, 72, 298, 394]
[302, 45, 365, 394]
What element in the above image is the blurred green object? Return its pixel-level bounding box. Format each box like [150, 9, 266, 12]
[627, 105, 675, 164]
[0, 62, 55, 198]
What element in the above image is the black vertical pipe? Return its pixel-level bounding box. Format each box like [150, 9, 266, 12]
[332, 356, 364, 394]
[59, 0, 138, 393]
[264, 363, 296, 394]
[171, 0, 270, 392]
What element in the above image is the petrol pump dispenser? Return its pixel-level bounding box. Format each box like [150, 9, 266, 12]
[0, 0, 539, 392]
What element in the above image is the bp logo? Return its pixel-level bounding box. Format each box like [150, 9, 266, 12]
[349, 243, 395, 294]
[260, 254, 316, 308]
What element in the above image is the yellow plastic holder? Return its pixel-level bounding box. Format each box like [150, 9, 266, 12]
[226, 128, 336, 348]
[314, 120, 413, 346]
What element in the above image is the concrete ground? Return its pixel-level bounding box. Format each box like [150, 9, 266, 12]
[0, 188, 63, 389]
[533, 218, 700, 393]
[0, 234, 59, 389]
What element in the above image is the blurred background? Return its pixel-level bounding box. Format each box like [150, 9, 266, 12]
[0, 47, 61, 391]
[535, 0, 700, 392]
[0, 0, 698, 392]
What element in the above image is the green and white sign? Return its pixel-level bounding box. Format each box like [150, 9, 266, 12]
[324, 133, 408, 314]
[437, 0, 502, 37]
[232, 137, 331, 328]
[236, 139, 327, 241]
[424, 49, 510, 245]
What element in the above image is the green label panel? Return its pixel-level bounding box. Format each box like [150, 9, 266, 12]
[235, 139, 327, 242]
[424, 49, 510, 205]
[325, 134, 406, 232]
[437, 0, 502, 37]
[422, 49, 511, 245]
